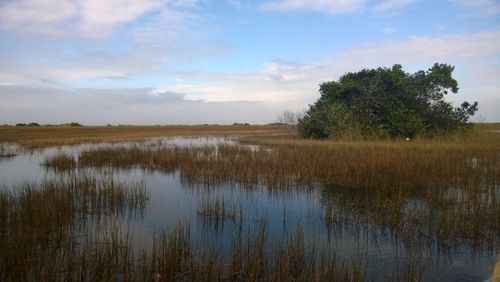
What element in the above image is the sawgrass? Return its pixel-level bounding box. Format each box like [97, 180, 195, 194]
[67, 129, 500, 252]
[0, 176, 366, 281]
[0, 124, 283, 148]
[1, 122, 499, 280]
[0, 174, 147, 280]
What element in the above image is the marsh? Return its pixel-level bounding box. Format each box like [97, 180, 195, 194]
[0, 125, 499, 281]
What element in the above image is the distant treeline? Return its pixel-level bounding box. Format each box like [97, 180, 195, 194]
[8, 122, 83, 127]
[2, 122, 265, 127]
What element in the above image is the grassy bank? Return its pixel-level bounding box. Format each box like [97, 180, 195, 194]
[0, 124, 283, 148]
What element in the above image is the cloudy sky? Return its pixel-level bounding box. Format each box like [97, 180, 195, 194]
[0, 0, 499, 124]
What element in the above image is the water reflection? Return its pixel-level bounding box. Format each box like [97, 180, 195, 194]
[0, 137, 497, 281]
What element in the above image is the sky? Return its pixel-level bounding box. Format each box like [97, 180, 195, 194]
[0, 0, 499, 125]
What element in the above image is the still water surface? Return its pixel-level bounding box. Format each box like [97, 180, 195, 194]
[0, 136, 496, 281]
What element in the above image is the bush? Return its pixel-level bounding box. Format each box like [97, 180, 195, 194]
[299, 63, 478, 139]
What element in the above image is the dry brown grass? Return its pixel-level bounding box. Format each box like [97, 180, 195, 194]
[197, 195, 238, 222]
[0, 175, 364, 281]
[0, 124, 283, 148]
[75, 137, 500, 190]
[0, 174, 147, 281]
[140, 220, 365, 282]
[475, 122, 500, 131]
[67, 131, 500, 252]
[43, 153, 77, 170]
[2, 123, 499, 280]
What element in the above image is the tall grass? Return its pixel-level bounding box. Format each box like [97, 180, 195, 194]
[197, 194, 243, 234]
[0, 124, 283, 148]
[2, 126, 499, 280]
[65, 136, 500, 252]
[43, 153, 77, 170]
[0, 176, 367, 281]
[197, 195, 238, 222]
[74, 138, 499, 191]
[0, 174, 146, 280]
[138, 221, 366, 282]
[0, 142, 17, 158]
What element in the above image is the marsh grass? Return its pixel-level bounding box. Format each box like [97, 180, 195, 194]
[0, 124, 283, 148]
[0, 142, 17, 158]
[0, 174, 147, 281]
[2, 125, 499, 280]
[74, 137, 499, 191]
[43, 152, 77, 170]
[198, 195, 238, 221]
[228, 222, 366, 282]
[0, 181, 366, 281]
[197, 195, 243, 233]
[0, 168, 367, 281]
[136, 220, 366, 282]
[67, 134, 500, 253]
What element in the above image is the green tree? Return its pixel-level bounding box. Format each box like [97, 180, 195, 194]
[299, 63, 478, 139]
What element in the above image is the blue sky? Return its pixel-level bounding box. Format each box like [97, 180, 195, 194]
[0, 0, 499, 124]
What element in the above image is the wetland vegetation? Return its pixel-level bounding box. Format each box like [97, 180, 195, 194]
[298, 64, 478, 139]
[0, 124, 499, 281]
[0, 124, 280, 148]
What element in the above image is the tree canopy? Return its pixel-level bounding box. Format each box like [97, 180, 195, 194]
[298, 63, 478, 139]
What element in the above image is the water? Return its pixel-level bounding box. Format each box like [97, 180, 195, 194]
[0, 137, 497, 281]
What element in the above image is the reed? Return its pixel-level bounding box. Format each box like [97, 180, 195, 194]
[67, 134, 500, 252]
[230, 223, 365, 282]
[0, 174, 147, 281]
[197, 195, 237, 222]
[73, 138, 500, 190]
[0, 174, 467, 280]
[2, 125, 499, 280]
[0, 170, 369, 281]
[43, 153, 77, 170]
[0, 142, 17, 158]
[0, 124, 283, 148]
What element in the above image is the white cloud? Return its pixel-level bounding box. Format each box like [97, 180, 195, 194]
[0, 0, 222, 85]
[0, 86, 277, 124]
[0, 0, 77, 25]
[153, 30, 500, 121]
[1, 30, 500, 123]
[434, 23, 446, 30]
[2, 27, 499, 119]
[226, 0, 249, 9]
[0, 0, 199, 39]
[77, 0, 163, 38]
[4, 27, 499, 124]
[373, 0, 416, 13]
[0, 0, 77, 37]
[339, 31, 500, 63]
[0, 36, 231, 85]
[261, 0, 418, 14]
[261, 0, 367, 14]
[1, 0, 500, 123]
[383, 27, 396, 33]
[450, 0, 500, 16]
